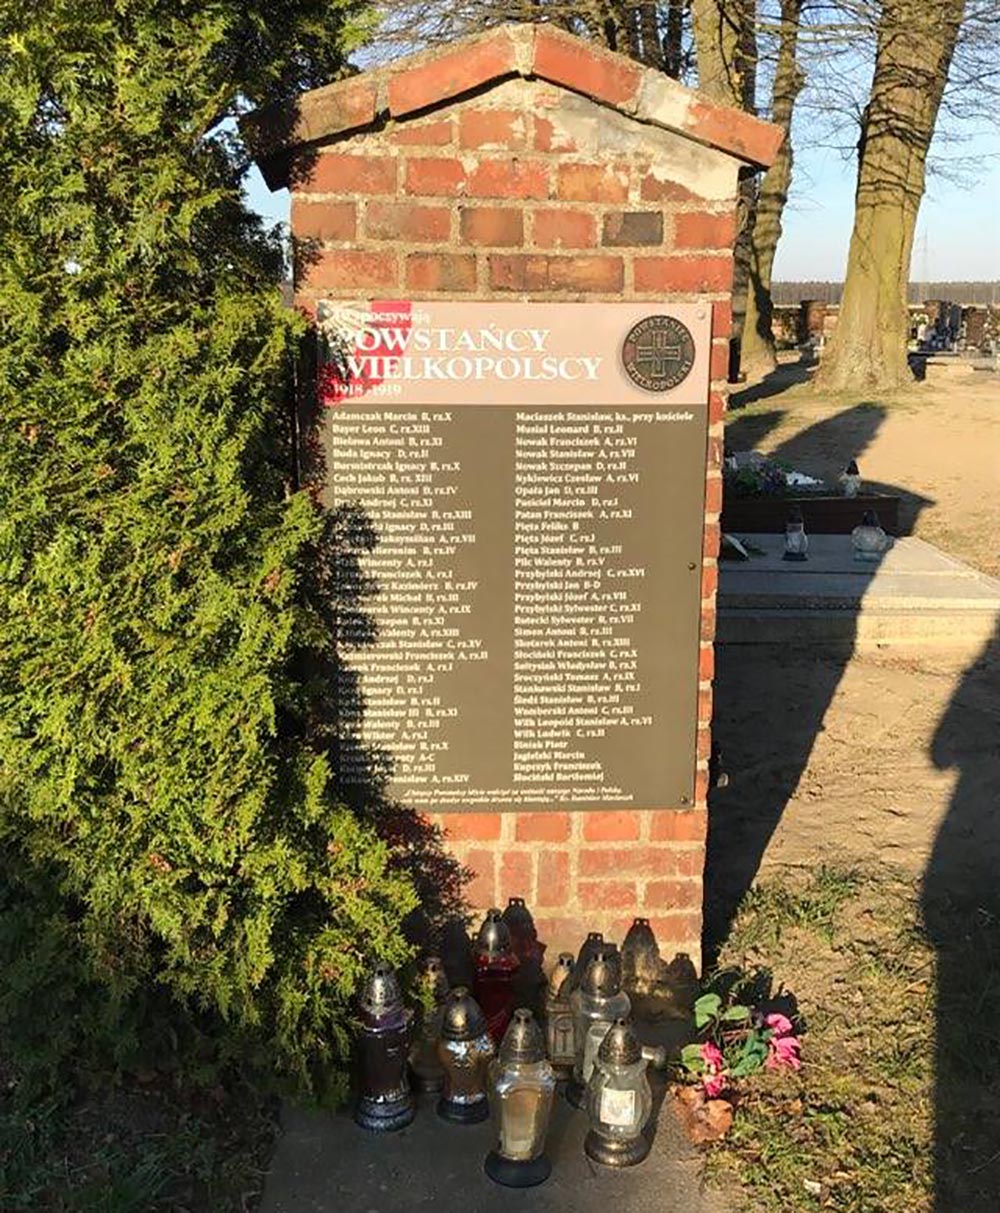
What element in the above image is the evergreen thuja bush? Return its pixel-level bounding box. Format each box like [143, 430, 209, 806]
[0, 2, 425, 1099]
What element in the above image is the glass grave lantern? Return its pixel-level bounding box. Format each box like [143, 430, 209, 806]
[408, 955, 450, 1094]
[584, 1018, 655, 1168]
[569, 931, 606, 994]
[840, 458, 862, 498]
[852, 509, 891, 562]
[502, 897, 546, 1010]
[485, 1009, 557, 1188]
[473, 908, 520, 1044]
[567, 949, 630, 1107]
[782, 506, 809, 562]
[354, 963, 415, 1132]
[622, 917, 661, 996]
[436, 986, 495, 1123]
[543, 952, 577, 1080]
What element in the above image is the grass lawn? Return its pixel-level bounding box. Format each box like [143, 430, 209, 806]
[0, 1069, 276, 1211]
[705, 865, 1000, 1212]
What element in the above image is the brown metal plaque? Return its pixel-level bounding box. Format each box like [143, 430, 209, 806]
[318, 301, 711, 812]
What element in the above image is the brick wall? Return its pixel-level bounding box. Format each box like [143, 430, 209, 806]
[285, 49, 750, 969]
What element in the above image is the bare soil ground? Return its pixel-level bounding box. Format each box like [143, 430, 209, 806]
[703, 359, 1000, 1212]
[713, 359, 1000, 914]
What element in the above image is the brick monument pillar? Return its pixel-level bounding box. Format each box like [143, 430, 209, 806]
[249, 26, 780, 967]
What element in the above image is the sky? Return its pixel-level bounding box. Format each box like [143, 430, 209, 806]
[242, 80, 1000, 284]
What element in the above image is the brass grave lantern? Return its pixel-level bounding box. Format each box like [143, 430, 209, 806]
[408, 955, 450, 1094]
[436, 986, 495, 1124]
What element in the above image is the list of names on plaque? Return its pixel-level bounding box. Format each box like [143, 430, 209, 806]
[320, 301, 710, 813]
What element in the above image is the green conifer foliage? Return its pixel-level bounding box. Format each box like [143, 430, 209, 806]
[0, 2, 419, 1099]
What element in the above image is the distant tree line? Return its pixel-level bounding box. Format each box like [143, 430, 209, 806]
[772, 282, 1000, 305]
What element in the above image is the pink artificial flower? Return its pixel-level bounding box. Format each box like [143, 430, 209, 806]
[701, 1040, 724, 1068]
[764, 1012, 794, 1036]
[700, 1039, 727, 1096]
[766, 1033, 802, 1071]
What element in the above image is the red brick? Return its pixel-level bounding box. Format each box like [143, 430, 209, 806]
[533, 27, 642, 107]
[406, 252, 477, 292]
[536, 851, 570, 908]
[278, 77, 377, 148]
[709, 391, 727, 423]
[633, 256, 733, 293]
[710, 341, 729, 381]
[533, 915, 584, 949]
[712, 301, 733, 338]
[366, 201, 450, 242]
[515, 812, 570, 842]
[291, 200, 356, 243]
[698, 685, 714, 722]
[697, 726, 712, 760]
[701, 563, 718, 598]
[388, 32, 518, 117]
[582, 811, 640, 842]
[701, 606, 717, 642]
[640, 175, 706, 204]
[687, 99, 783, 169]
[705, 476, 722, 513]
[405, 157, 467, 197]
[706, 434, 724, 470]
[459, 108, 527, 149]
[465, 847, 496, 907]
[699, 644, 715, 681]
[390, 119, 453, 146]
[649, 811, 706, 843]
[302, 250, 397, 291]
[695, 769, 710, 803]
[445, 813, 502, 841]
[467, 159, 549, 199]
[489, 254, 623, 293]
[647, 913, 703, 945]
[533, 209, 596, 249]
[676, 848, 706, 877]
[702, 521, 721, 560]
[580, 846, 678, 878]
[644, 879, 702, 909]
[579, 880, 637, 911]
[675, 211, 737, 250]
[602, 211, 663, 246]
[534, 115, 577, 153]
[499, 851, 534, 901]
[304, 154, 397, 195]
[557, 163, 629, 203]
[460, 206, 523, 246]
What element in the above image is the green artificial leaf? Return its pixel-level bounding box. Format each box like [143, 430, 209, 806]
[722, 1004, 752, 1023]
[694, 992, 722, 1028]
[680, 1043, 706, 1074]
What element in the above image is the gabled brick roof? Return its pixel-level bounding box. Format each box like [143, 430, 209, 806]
[246, 25, 783, 190]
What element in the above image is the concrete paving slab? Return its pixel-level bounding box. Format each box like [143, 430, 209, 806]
[259, 1081, 722, 1213]
[717, 535, 1000, 648]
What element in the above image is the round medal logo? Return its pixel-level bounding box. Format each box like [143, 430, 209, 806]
[621, 315, 695, 392]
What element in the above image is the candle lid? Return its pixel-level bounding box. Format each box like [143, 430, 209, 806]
[598, 1018, 642, 1065]
[475, 908, 514, 959]
[415, 955, 449, 1002]
[498, 1008, 545, 1064]
[440, 986, 488, 1041]
[581, 950, 621, 997]
[360, 963, 403, 1017]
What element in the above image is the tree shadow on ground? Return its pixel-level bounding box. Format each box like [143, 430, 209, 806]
[727, 354, 816, 408]
[922, 621, 1000, 1211]
[704, 402, 931, 954]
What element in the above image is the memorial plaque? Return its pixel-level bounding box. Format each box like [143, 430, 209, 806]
[317, 301, 711, 812]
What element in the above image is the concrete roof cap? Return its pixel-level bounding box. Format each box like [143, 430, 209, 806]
[244, 24, 783, 190]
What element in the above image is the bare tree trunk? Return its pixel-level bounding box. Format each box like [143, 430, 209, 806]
[740, 0, 804, 379]
[690, 0, 750, 104]
[817, 0, 965, 391]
